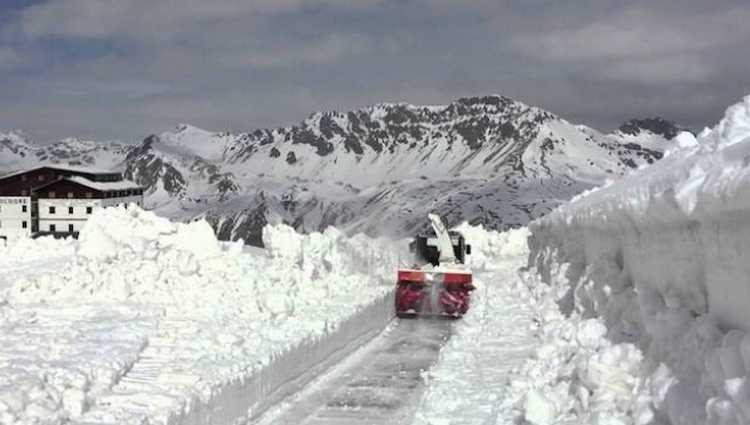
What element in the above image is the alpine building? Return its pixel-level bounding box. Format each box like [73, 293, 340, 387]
[0, 165, 144, 242]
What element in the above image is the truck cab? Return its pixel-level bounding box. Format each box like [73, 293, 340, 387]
[409, 231, 471, 267]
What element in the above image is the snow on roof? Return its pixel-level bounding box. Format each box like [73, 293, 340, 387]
[0, 164, 122, 181]
[66, 176, 142, 192]
[40, 164, 121, 175]
[0, 169, 22, 178]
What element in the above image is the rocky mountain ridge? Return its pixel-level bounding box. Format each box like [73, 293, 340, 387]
[0, 95, 681, 245]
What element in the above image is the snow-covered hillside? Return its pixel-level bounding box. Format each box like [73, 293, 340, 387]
[0, 95, 679, 245]
[0, 131, 35, 168]
[0, 131, 129, 171]
[527, 95, 750, 424]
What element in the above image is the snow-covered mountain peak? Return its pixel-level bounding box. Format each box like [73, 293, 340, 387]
[165, 123, 216, 139]
[175, 123, 201, 132]
[1, 94, 679, 245]
[0, 130, 36, 166]
[154, 123, 234, 161]
[0, 130, 131, 171]
[54, 137, 107, 151]
[0, 129, 31, 141]
[0, 130, 35, 148]
[361, 95, 550, 122]
[617, 117, 683, 140]
[293, 95, 550, 139]
[118, 95, 676, 243]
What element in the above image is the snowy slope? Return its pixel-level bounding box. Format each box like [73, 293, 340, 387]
[0, 131, 35, 168]
[0, 95, 678, 244]
[528, 94, 750, 424]
[122, 96, 677, 244]
[0, 131, 129, 173]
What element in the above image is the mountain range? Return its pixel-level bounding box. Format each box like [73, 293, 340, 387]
[0, 95, 682, 245]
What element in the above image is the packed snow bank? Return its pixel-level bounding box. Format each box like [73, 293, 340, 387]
[529, 95, 750, 424]
[508, 264, 662, 425]
[0, 236, 75, 290]
[415, 226, 652, 424]
[0, 206, 398, 425]
[0, 236, 74, 264]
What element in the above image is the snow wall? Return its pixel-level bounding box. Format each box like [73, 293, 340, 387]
[174, 291, 394, 424]
[528, 95, 750, 424]
[1, 207, 399, 425]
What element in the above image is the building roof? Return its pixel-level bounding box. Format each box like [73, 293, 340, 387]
[66, 176, 142, 192]
[0, 164, 122, 181]
[31, 175, 143, 194]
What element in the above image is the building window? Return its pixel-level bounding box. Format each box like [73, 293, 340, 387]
[68, 206, 74, 214]
[38, 175, 45, 182]
[49, 191, 56, 199]
[21, 175, 26, 182]
[85, 192, 92, 199]
[22, 221, 27, 229]
[68, 224, 74, 232]
[67, 192, 74, 198]
[21, 190, 27, 196]
[22, 205, 27, 213]
[86, 206, 93, 214]
[49, 224, 56, 232]
[49, 206, 56, 214]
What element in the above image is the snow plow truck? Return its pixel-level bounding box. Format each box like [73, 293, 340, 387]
[396, 214, 474, 318]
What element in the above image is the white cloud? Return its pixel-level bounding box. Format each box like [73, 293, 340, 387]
[16, 0, 380, 71]
[2, 0, 748, 142]
[220, 33, 373, 68]
[19, 0, 385, 41]
[41, 79, 172, 98]
[508, 5, 750, 84]
[511, 6, 750, 62]
[602, 54, 714, 84]
[0, 47, 25, 70]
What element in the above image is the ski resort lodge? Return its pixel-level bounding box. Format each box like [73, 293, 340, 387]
[0, 165, 144, 242]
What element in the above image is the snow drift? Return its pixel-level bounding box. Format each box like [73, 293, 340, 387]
[528, 95, 750, 424]
[0, 206, 398, 425]
[414, 225, 653, 425]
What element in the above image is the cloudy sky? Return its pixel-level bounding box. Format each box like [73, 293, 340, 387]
[1, 0, 749, 142]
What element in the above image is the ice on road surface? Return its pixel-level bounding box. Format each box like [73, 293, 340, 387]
[256, 318, 452, 425]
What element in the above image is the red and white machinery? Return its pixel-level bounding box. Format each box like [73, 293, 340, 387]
[396, 214, 474, 317]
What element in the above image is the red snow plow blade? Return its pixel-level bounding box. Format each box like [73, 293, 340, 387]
[396, 269, 475, 317]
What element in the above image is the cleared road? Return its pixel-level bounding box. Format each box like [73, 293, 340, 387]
[253, 318, 452, 425]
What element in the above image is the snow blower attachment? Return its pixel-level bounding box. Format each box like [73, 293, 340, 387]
[396, 214, 474, 318]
